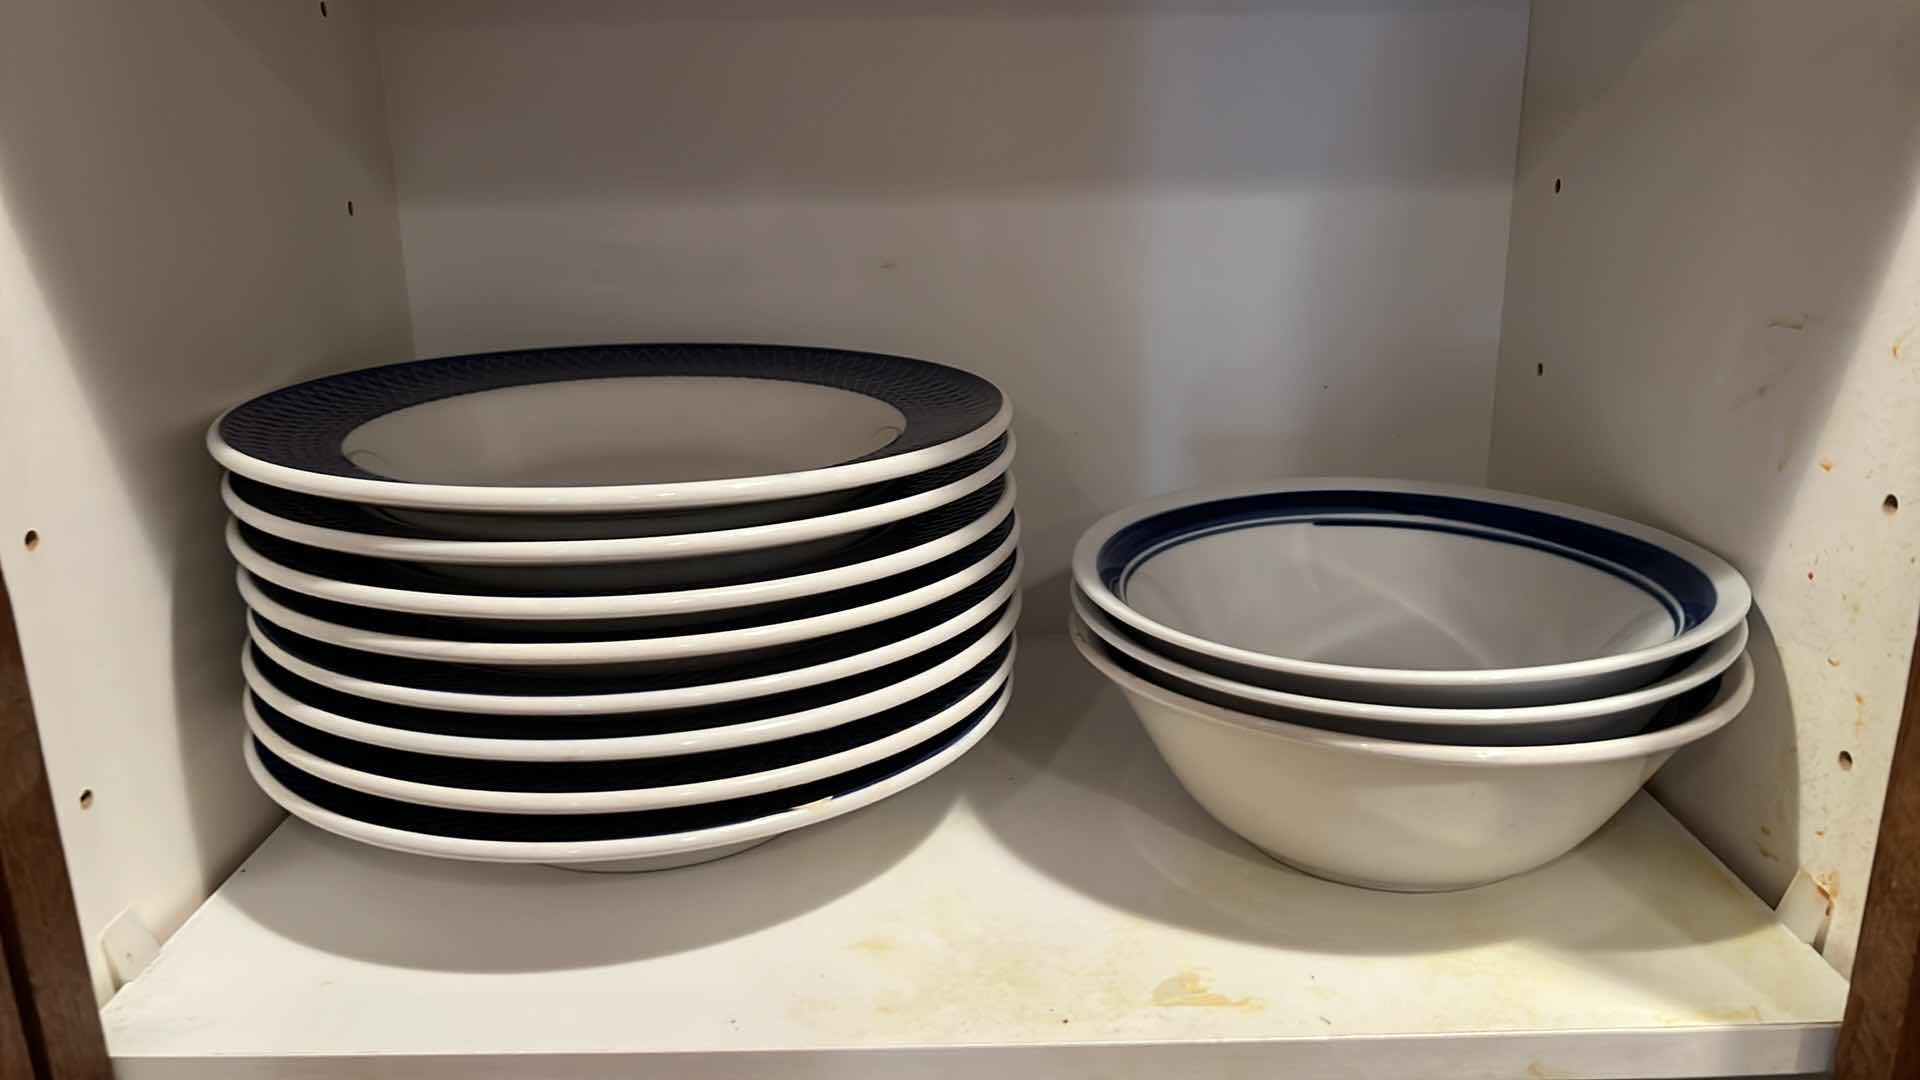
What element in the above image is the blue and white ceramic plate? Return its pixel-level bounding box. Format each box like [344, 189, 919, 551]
[227, 478, 1014, 620]
[209, 344, 1010, 514]
[233, 516, 1018, 674]
[242, 641, 1014, 814]
[241, 675, 1010, 868]
[246, 568, 1021, 716]
[240, 592, 1021, 761]
[1072, 479, 1750, 707]
[221, 434, 1012, 559]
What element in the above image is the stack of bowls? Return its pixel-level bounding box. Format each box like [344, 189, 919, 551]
[1070, 479, 1753, 891]
[208, 344, 1019, 870]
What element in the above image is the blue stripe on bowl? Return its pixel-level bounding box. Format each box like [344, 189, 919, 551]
[1096, 490, 1716, 632]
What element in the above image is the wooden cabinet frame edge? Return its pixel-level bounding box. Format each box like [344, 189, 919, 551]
[0, 570, 108, 1078]
[1835, 608, 1920, 1078]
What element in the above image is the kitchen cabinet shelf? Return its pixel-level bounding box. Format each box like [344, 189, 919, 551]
[5, 3, 1915, 1076]
[102, 635, 1845, 1080]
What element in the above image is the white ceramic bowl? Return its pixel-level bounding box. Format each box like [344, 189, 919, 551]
[1073, 588, 1748, 745]
[242, 676, 1010, 869]
[209, 344, 1011, 514]
[240, 598, 1020, 761]
[1071, 615, 1753, 891]
[223, 435, 1014, 566]
[229, 479, 1016, 622]
[234, 521, 1018, 671]
[244, 646, 1013, 814]
[248, 572, 1021, 716]
[1074, 479, 1751, 707]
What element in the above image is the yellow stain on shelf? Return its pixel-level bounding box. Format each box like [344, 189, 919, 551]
[1651, 1004, 1765, 1027]
[1150, 971, 1262, 1010]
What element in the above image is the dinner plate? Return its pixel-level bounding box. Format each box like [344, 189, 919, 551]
[1074, 479, 1749, 706]
[210, 344, 1009, 513]
[233, 516, 1018, 673]
[1073, 587, 1748, 745]
[247, 560, 1021, 715]
[243, 643, 1014, 814]
[241, 599, 1021, 760]
[243, 676, 1010, 868]
[228, 478, 1015, 614]
[222, 434, 1013, 557]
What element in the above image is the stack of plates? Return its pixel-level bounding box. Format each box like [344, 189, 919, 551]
[1070, 480, 1753, 892]
[209, 344, 1019, 870]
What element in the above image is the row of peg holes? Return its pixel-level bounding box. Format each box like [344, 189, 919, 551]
[18, 531, 82, 804]
[316, 4, 351, 218]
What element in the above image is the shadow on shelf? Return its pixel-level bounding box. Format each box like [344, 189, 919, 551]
[218, 765, 961, 974]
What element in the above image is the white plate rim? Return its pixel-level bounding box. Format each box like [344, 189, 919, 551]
[209, 392, 1011, 513]
[1072, 587, 1749, 728]
[1071, 478, 1751, 694]
[240, 601, 1022, 760]
[235, 521, 1019, 666]
[222, 435, 1016, 566]
[227, 479, 1017, 620]
[243, 648, 1015, 814]
[241, 678, 1010, 864]
[1071, 614, 1753, 766]
[246, 569, 1022, 715]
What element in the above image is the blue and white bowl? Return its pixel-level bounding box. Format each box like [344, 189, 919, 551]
[1072, 479, 1750, 708]
[1074, 587, 1747, 745]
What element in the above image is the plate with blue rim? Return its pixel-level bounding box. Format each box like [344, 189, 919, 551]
[209, 343, 1009, 518]
[244, 564, 1021, 715]
[242, 674, 1011, 870]
[227, 477, 1013, 616]
[241, 638, 1014, 814]
[232, 515, 1019, 675]
[239, 590, 1021, 761]
[221, 433, 1012, 557]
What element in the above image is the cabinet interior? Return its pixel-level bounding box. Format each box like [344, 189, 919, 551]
[0, 2, 1914, 1060]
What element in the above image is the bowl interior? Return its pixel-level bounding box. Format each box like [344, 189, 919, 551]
[341, 376, 906, 487]
[1123, 520, 1677, 672]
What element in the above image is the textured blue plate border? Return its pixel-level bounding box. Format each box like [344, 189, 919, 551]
[246, 588, 1012, 741]
[250, 639, 1010, 793]
[1096, 490, 1715, 633]
[247, 515, 1018, 643]
[239, 477, 1009, 599]
[251, 679, 1007, 842]
[228, 434, 1011, 541]
[249, 561, 1018, 694]
[219, 343, 1002, 482]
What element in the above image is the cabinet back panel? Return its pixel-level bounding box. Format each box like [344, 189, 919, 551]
[375, 0, 1530, 621]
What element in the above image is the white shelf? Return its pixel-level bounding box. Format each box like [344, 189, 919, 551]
[101, 634, 1846, 1080]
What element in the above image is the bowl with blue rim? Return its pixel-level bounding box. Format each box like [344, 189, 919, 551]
[1071, 478, 1751, 710]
